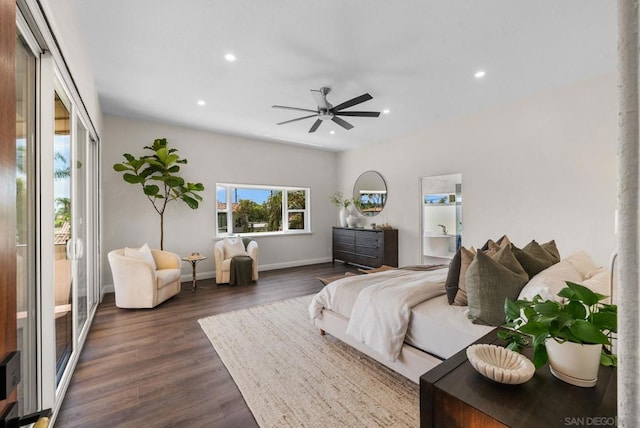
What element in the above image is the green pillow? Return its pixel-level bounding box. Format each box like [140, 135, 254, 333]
[511, 241, 554, 278]
[444, 248, 462, 304]
[466, 249, 528, 326]
[540, 240, 561, 264]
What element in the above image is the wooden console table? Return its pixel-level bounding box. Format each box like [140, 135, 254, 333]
[332, 227, 398, 269]
[420, 330, 617, 427]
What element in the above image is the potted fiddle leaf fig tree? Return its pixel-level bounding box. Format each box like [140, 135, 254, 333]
[113, 138, 205, 250]
[500, 281, 617, 387]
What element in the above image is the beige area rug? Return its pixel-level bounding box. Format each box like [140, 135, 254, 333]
[198, 295, 419, 428]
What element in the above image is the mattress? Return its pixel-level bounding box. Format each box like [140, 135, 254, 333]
[405, 294, 494, 359]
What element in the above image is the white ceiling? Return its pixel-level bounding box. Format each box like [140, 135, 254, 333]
[74, 0, 617, 151]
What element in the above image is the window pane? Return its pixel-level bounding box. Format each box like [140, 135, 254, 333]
[216, 185, 228, 233]
[54, 91, 73, 385]
[232, 188, 282, 233]
[217, 212, 228, 234]
[263, 190, 283, 232]
[287, 190, 306, 209]
[288, 212, 305, 230]
[74, 117, 88, 336]
[216, 184, 309, 236]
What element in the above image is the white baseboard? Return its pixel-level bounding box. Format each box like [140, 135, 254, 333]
[101, 257, 332, 296]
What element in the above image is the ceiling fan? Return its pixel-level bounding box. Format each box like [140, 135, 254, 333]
[273, 87, 380, 133]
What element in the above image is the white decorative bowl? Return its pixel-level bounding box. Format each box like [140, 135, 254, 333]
[466, 344, 535, 385]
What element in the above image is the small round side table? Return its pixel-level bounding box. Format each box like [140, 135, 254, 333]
[182, 253, 207, 290]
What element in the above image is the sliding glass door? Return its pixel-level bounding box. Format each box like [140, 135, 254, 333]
[53, 90, 73, 384]
[15, 3, 101, 418]
[15, 32, 37, 416]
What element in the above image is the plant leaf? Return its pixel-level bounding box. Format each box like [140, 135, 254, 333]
[533, 343, 548, 369]
[591, 312, 617, 333]
[519, 321, 548, 336]
[123, 173, 142, 184]
[143, 185, 159, 196]
[600, 352, 617, 367]
[165, 177, 184, 188]
[113, 163, 130, 172]
[534, 301, 560, 316]
[557, 287, 576, 300]
[504, 299, 521, 321]
[565, 281, 599, 306]
[568, 320, 610, 344]
[181, 195, 199, 209]
[564, 300, 587, 320]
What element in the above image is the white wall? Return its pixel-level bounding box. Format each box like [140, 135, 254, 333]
[338, 72, 617, 266]
[41, 0, 103, 132]
[102, 115, 339, 286]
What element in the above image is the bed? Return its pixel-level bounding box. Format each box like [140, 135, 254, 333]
[309, 267, 493, 382]
[309, 249, 609, 383]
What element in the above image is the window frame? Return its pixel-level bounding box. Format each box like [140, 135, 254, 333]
[216, 183, 311, 237]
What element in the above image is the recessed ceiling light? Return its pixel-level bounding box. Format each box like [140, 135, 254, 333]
[225, 53, 237, 62]
[382, 109, 390, 115]
[197, 100, 206, 106]
[474, 70, 486, 79]
[329, 130, 335, 135]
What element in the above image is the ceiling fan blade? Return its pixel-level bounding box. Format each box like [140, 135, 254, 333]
[308, 119, 323, 133]
[272, 105, 318, 113]
[310, 89, 330, 110]
[331, 116, 354, 130]
[332, 93, 373, 111]
[277, 114, 317, 125]
[334, 111, 380, 117]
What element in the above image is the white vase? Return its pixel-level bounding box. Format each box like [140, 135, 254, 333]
[339, 207, 349, 227]
[545, 339, 602, 387]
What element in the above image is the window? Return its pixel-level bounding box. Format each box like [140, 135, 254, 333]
[216, 184, 310, 236]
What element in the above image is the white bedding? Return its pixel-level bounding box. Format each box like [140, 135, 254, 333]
[310, 268, 453, 362]
[346, 270, 447, 362]
[405, 294, 493, 359]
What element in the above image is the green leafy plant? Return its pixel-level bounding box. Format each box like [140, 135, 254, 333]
[499, 281, 617, 369]
[113, 138, 205, 249]
[329, 191, 352, 208]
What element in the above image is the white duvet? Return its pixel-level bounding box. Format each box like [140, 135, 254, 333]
[309, 268, 448, 362]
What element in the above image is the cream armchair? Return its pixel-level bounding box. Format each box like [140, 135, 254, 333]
[214, 238, 259, 284]
[108, 248, 181, 308]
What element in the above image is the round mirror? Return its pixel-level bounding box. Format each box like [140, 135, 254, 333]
[353, 171, 387, 217]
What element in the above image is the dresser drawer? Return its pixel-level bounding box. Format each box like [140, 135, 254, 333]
[332, 227, 397, 269]
[356, 245, 383, 257]
[355, 236, 381, 248]
[355, 229, 381, 240]
[334, 228, 356, 239]
[333, 242, 355, 253]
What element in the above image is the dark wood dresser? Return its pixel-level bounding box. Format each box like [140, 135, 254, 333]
[332, 227, 398, 269]
[420, 330, 617, 428]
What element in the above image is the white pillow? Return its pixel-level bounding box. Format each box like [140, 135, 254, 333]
[582, 269, 611, 298]
[564, 251, 600, 278]
[224, 237, 248, 258]
[124, 243, 157, 270]
[518, 260, 582, 302]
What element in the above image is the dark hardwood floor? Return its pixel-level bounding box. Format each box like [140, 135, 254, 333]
[55, 262, 358, 428]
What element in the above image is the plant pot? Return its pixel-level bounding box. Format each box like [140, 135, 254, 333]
[545, 339, 602, 387]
